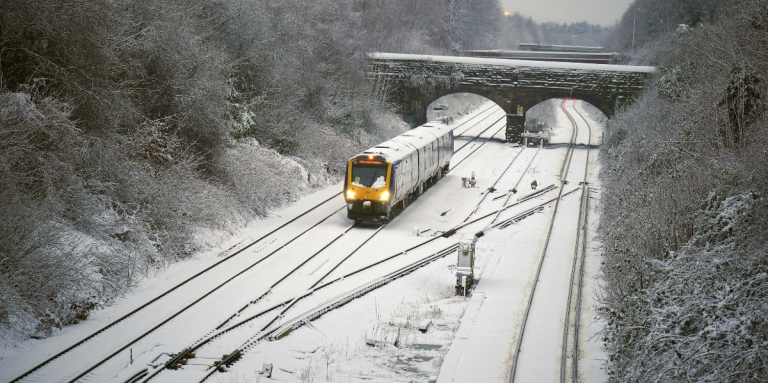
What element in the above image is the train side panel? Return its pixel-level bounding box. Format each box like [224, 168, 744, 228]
[391, 151, 418, 203]
[407, 127, 440, 187]
[417, 123, 453, 178]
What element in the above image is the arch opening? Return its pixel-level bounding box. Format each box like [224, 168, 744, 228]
[426, 93, 499, 124]
[524, 97, 608, 146]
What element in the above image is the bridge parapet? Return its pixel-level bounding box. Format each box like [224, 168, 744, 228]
[367, 53, 656, 131]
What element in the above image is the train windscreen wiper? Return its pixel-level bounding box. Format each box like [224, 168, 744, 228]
[365, 169, 385, 187]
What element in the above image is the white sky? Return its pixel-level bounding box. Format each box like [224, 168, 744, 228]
[500, 0, 633, 26]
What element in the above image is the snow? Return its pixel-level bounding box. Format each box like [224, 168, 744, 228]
[572, 101, 609, 383]
[435, 100, 607, 383]
[0, 99, 610, 383]
[372, 176, 387, 188]
[207, 99, 608, 383]
[369, 52, 658, 73]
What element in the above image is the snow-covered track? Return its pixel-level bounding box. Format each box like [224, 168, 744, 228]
[449, 118, 507, 172]
[508, 98, 593, 383]
[268, 244, 459, 340]
[8, 104, 509, 383]
[135, 224, 398, 381]
[452, 115, 506, 154]
[6, 193, 342, 383]
[451, 103, 501, 137]
[65, 207, 346, 383]
[194, 243, 460, 382]
[128, 109, 512, 382]
[560, 100, 593, 383]
[189, 194, 566, 382]
[462, 146, 537, 223]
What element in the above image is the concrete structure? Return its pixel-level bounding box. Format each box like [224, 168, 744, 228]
[367, 53, 656, 142]
[464, 50, 615, 65]
[518, 43, 605, 53]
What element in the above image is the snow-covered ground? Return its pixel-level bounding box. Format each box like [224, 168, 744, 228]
[199, 100, 607, 383]
[0, 99, 609, 383]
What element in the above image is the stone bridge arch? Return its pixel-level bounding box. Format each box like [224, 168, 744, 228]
[368, 53, 656, 136]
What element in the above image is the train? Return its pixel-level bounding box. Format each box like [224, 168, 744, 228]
[344, 121, 454, 223]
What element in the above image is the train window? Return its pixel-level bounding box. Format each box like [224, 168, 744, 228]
[352, 161, 388, 187]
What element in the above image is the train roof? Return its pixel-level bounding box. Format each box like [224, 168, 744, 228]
[356, 122, 451, 163]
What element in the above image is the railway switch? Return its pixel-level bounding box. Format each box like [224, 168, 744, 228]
[456, 238, 476, 296]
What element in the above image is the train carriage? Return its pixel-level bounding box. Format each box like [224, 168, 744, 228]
[344, 122, 453, 223]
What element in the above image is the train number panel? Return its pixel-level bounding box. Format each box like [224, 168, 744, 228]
[344, 122, 454, 224]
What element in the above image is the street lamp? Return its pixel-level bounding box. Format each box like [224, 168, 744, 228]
[631, 8, 637, 55]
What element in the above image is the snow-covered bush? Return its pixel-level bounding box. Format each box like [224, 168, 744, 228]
[598, 1, 768, 381]
[0, 91, 246, 339]
[221, 139, 312, 216]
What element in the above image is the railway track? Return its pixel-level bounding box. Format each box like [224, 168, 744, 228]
[181, 198, 565, 383]
[4, 104, 507, 383]
[449, 120, 507, 171]
[461, 146, 538, 223]
[451, 103, 504, 137]
[136, 106, 515, 382]
[6, 194, 343, 383]
[562, 100, 594, 383]
[452, 113, 507, 154]
[69, 202, 400, 382]
[133, 104, 534, 382]
[169, 138, 577, 380]
[150, 99, 593, 383]
[136, 224, 390, 382]
[508, 98, 594, 383]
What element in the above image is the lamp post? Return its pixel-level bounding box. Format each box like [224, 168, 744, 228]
[631, 8, 637, 55]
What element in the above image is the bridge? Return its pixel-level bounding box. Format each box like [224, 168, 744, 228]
[367, 53, 656, 140]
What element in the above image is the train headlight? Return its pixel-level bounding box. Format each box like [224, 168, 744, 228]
[379, 191, 390, 201]
[347, 190, 356, 199]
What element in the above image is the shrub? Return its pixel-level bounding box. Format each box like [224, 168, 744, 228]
[598, 1, 768, 381]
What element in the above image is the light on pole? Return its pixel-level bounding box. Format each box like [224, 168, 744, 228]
[631, 8, 637, 55]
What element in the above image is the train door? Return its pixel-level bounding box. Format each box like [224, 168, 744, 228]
[418, 146, 426, 185]
[439, 135, 445, 165]
[430, 142, 435, 171]
[405, 153, 415, 193]
[390, 160, 399, 199]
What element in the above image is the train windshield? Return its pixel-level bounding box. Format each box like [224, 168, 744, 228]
[351, 161, 388, 188]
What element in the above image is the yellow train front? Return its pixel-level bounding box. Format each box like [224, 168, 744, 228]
[344, 155, 392, 223]
[344, 121, 454, 224]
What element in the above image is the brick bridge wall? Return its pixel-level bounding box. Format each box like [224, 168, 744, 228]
[367, 53, 657, 134]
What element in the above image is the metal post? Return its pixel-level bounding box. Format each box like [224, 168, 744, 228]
[456, 239, 476, 295]
[506, 113, 525, 143]
[632, 9, 637, 55]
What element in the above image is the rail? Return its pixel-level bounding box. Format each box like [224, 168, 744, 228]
[508, 98, 587, 383]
